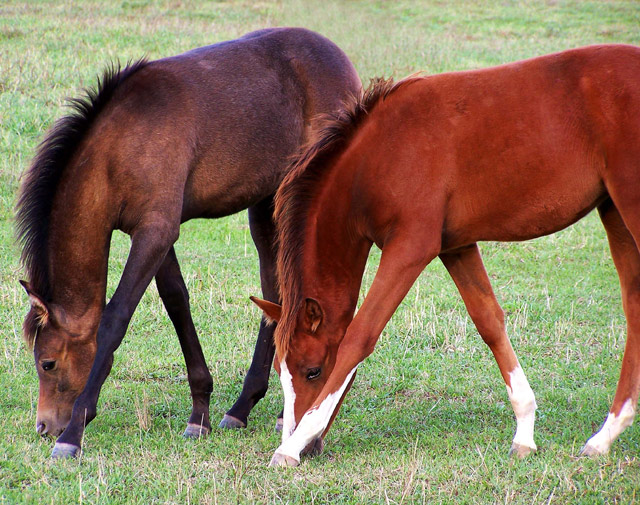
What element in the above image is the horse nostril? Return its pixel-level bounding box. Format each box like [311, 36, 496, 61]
[36, 422, 48, 436]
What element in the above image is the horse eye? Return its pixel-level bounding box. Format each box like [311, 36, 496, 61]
[306, 367, 321, 381]
[41, 360, 56, 371]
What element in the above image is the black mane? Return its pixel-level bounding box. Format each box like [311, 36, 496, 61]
[15, 59, 148, 303]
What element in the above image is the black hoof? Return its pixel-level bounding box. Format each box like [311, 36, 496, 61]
[183, 423, 211, 438]
[51, 442, 80, 459]
[218, 414, 246, 429]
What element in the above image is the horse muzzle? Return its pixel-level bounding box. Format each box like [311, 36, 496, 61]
[36, 413, 68, 438]
[302, 436, 325, 457]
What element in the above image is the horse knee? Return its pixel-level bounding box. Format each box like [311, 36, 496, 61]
[189, 370, 213, 395]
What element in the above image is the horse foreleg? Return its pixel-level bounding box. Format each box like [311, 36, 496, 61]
[221, 197, 279, 430]
[52, 219, 179, 458]
[582, 201, 640, 455]
[155, 246, 213, 438]
[271, 234, 437, 466]
[440, 244, 537, 458]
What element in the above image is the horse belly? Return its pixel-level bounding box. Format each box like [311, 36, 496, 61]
[182, 160, 285, 220]
[444, 158, 607, 247]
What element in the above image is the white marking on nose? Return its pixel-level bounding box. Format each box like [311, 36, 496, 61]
[506, 365, 537, 451]
[273, 363, 360, 463]
[584, 399, 636, 454]
[279, 358, 296, 442]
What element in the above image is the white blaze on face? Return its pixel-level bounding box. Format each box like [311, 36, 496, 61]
[584, 399, 636, 454]
[506, 365, 537, 450]
[274, 363, 360, 463]
[279, 358, 297, 442]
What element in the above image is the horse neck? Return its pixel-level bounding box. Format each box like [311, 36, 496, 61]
[302, 162, 372, 323]
[46, 162, 112, 328]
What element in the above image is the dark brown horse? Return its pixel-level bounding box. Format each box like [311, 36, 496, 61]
[251, 44, 640, 466]
[16, 27, 360, 458]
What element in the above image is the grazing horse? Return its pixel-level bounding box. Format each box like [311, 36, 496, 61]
[251, 44, 640, 466]
[15, 27, 360, 458]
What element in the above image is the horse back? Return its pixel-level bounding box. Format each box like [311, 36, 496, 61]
[354, 45, 640, 249]
[75, 28, 359, 232]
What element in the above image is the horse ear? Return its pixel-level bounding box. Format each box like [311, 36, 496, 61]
[20, 280, 50, 326]
[250, 296, 282, 324]
[303, 298, 323, 334]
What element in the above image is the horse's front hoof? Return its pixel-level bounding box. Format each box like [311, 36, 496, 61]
[218, 414, 246, 429]
[51, 442, 80, 459]
[275, 417, 284, 432]
[509, 443, 536, 459]
[183, 423, 211, 438]
[269, 452, 300, 468]
[579, 443, 607, 457]
[301, 437, 324, 457]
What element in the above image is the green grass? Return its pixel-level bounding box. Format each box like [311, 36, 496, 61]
[2, 0, 640, 503]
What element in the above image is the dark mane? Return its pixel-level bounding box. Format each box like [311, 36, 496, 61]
[15, 59, 148, 345]
[273, 76, 421, 358]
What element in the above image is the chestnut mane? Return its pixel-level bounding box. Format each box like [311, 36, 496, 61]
[15, 60, 147, 346]
[273, 76, 421, 358]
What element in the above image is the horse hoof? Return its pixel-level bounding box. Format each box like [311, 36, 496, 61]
[51, 442, 80, 459]
[509, 443, 536, 459]
[269, 452, 300, 468]
[218, 414, 246, 429]
[183, 423, 211, 438]
[302, 437, 324, 457]
[579, 443, 606, 457]
[275, 417, 283, 432]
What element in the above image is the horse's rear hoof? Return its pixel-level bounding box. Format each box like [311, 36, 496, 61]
[275, 417, 283, 432]
[183, 423, 212, 438]
[51, 442, 80, 459]
[218, 414, 246, 429]
[269, 452, 299, 468]
[509, 443, 536, 459]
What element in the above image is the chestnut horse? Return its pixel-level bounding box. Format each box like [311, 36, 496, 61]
[251, 44, 640, 466]
[16, 27, 360, 458]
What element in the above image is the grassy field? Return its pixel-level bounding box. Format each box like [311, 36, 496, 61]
[2, 0, 640, 503]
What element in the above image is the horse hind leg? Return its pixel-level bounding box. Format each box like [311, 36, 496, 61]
[220, 196, 279, 430]
[155, 246, 213, 438]
[581, 199, 640, 455]
[440, 244, 537, 458]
